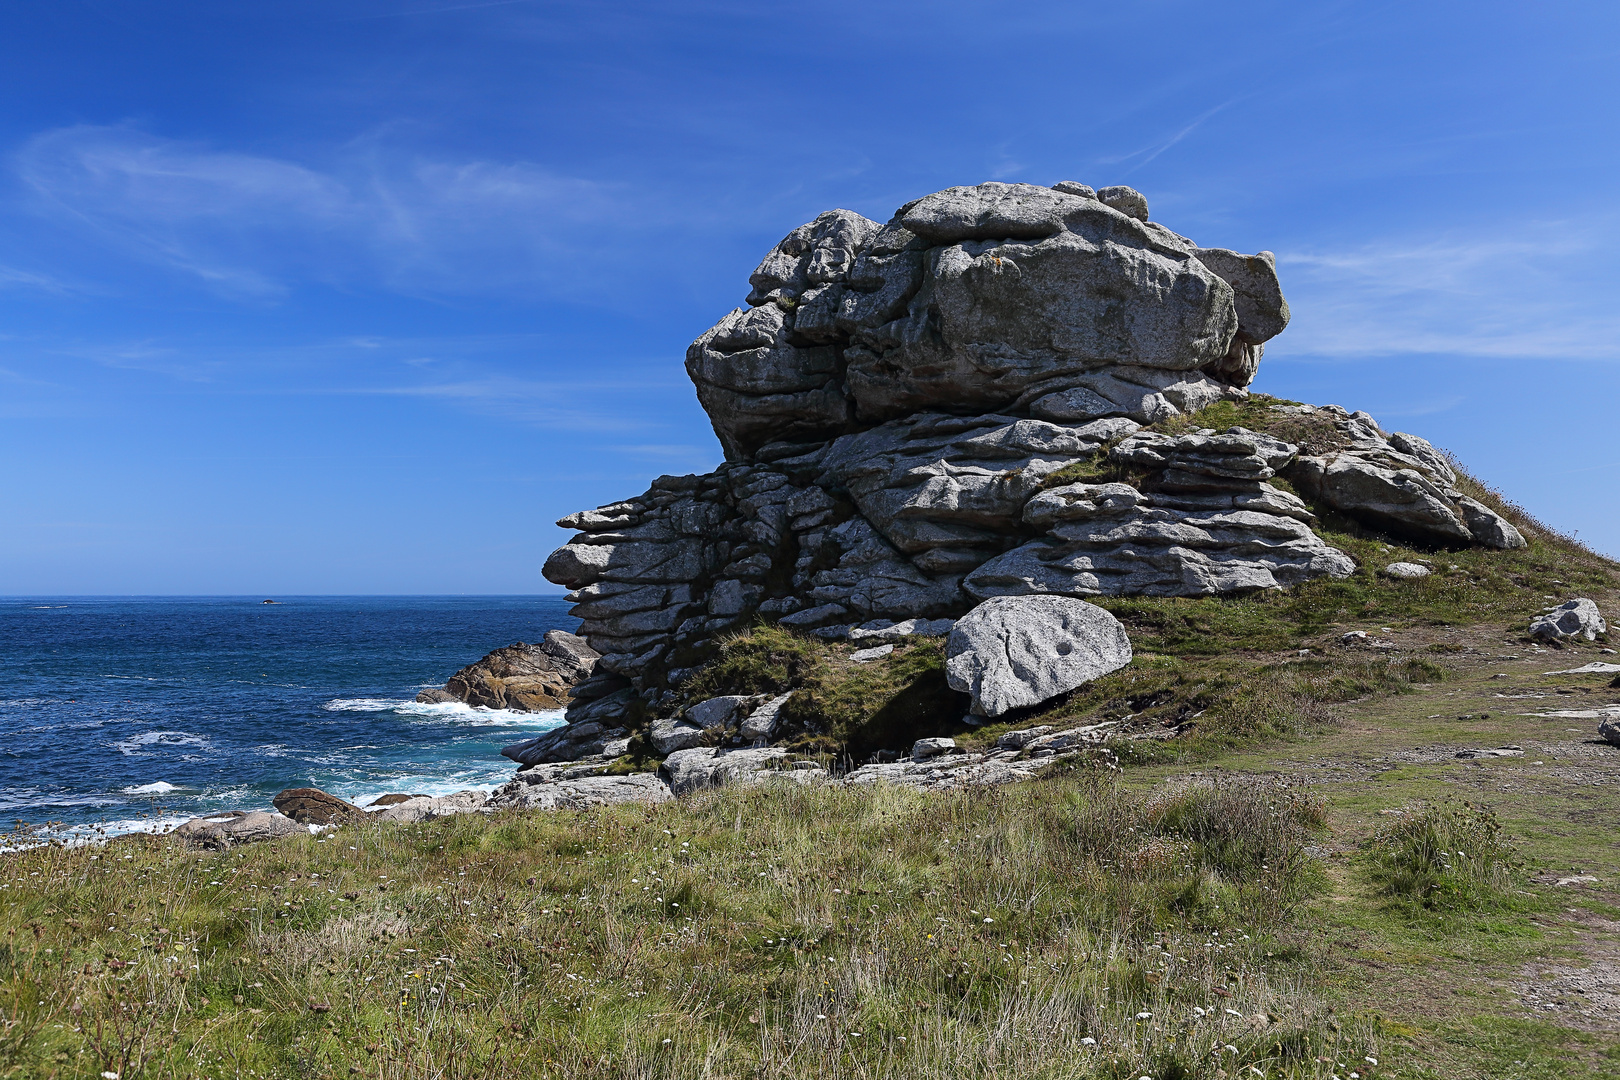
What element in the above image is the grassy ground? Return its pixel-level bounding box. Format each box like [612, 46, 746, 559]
[5, 413, 1619, 1079]
[6, 638, 1618, 1079]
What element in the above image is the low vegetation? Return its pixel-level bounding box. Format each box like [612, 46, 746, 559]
[5, 776, 1380, 1080]
[1365, 801, 1524, 916]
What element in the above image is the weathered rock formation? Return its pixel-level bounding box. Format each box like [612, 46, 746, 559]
[416, 630, 599, 711]
[538, 180, 1529, 741]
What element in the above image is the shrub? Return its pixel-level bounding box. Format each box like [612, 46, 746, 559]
[1367, 801, 1522, 912]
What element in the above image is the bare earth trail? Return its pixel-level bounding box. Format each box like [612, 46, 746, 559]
[1136, 617, 1620, 1073]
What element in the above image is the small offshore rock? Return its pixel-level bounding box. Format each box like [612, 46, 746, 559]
[1530, 598, 1607, 643]
[1384, 562, 1431, 579]
[946, 595, 1132, 717]
[417, 630, 600, 711]
[272, 788, 364, 825]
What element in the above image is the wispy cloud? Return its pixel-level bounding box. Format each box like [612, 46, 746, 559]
[1272, 219, 1620, 363]
[0, 264, 69, 293]
[1098, 99, 1241, 171]
[12, 125, 647, 301]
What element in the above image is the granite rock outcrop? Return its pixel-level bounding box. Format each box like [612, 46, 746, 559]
[534, 180, 1534, 763]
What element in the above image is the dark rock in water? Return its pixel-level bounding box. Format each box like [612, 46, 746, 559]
[365, 792, 427, 807]
[174, 810, 303, 848]
[273, 787, 363, 825]
[416, 629, 600, 711]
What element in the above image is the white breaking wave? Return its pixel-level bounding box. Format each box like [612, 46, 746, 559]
[114, 730, 210, 756]
[322, 697, 566, 728]
[123, 781, 181, 794]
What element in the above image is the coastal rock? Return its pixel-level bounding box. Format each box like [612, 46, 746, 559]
[964, 428, 1355, 599]
[945, 595, 1132, 717]
[740, 693, 792, 742]
[1384, 562, 1432, 580]
[527, 182, 1535, 757]
[847, 617, 955, 642]
[489, 772, 673, 810]
[648, 716, 706, 754]
[660, 746, 791, 796]
[1530, 599, 1607, 643]
[417, 631, 600, 712]
[272, 787, 364, 825]
[910, 736, 956, 761]
[501, 720, 628, 767]
[174, 810, 305, 848]
[371, 790, 489, 823]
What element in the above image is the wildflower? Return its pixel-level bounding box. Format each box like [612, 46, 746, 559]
[983, 917, 994, 924]
[1365, 1059, 1378, 1066]
[1080, 1037, 1096, 1046]
[1136, 1012, 1152, 1020]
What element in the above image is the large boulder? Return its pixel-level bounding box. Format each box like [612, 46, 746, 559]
[684, 182, 1284, 460]
[1530, 599, 1607, 643]
[417, 631, 600, 712]
[945, 595, 1133, 717]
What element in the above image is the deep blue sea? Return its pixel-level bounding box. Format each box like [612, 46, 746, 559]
[0, 596, 576, 839]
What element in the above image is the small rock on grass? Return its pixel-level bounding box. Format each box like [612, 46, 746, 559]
[910, 737, 956, 762]
[174, 810, 304, 849]
[1383, 562, 1431, 579]
[1599, 713, 1620, 748]
[850, 644, 895, 663]
[1530, 598, 1607, 643]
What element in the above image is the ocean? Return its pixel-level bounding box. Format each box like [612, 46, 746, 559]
[0, 596, 577, 840]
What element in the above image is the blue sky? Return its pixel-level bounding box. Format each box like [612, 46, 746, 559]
[3, 1, 1617, 594]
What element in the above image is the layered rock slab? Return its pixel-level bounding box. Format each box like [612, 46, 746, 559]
[1276, 405, 1524, 550]
[964, 427, 1356, 599]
